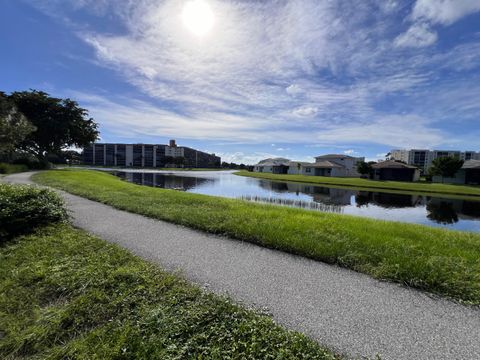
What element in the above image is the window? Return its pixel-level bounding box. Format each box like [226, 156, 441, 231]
[305, 167, 311, 173]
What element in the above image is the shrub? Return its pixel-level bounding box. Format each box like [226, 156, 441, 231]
[0, 184, 68, 240]
[0, 163, 28, 174]
[12, 157, 51, 170]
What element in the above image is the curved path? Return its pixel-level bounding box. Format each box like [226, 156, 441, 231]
[5, 172, 480, 359]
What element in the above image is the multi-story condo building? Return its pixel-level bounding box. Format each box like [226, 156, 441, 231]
[83, 139, 221, 168]
[389, 149, 480, 173]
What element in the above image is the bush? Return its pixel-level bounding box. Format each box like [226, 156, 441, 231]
[12, 157, 51, 170]
[0, 163, 29, 174]
[0, 184, 68, 240]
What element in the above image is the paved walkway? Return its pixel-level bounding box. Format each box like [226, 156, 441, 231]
[5, 172, 480, 359]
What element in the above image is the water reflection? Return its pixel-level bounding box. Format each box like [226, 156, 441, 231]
[115, 171, 212, 191]
[111, 171, 480, 232]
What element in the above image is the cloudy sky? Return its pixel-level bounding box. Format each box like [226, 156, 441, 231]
[2, 0, 480, 163]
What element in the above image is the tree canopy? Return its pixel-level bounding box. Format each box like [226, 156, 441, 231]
[9, 90, 99, 160]
[429, 156, 464, 181]
[0, 92, 36, 158]
[356, 161, 375, 178]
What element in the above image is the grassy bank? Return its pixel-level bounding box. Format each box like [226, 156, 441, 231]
[0, 224, 336, 359]
[34, 169, 480, 304]
[235, 171, 480, 198]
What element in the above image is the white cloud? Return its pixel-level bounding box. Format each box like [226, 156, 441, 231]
[395, 0, 480, 49]
[285, 84, 304, 96]
[412, 0, 480, 25]
[215, 151, 278, 165]
[394, 23, 438, 48]
[343, 149, 357, 155]
[292, 106, 319, 117]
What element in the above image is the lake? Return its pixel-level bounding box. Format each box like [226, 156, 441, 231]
[109, 170, 480, 232]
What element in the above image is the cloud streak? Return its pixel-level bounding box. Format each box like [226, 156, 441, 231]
[26, 0, 480, 157]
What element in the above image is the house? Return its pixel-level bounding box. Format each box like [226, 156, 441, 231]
[287, 161, 345, 176]
[432, 160, 480, 185]
[253, 158, 291, 174]
[314, 154, 365, 177]
[253, 154, 367, 177]
[371, 161, 420, 182]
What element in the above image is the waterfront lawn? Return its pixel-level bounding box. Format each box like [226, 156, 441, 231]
[235, 171, 480, 198]
[35, 170, 480, 304]
[0, 224, 336, 359]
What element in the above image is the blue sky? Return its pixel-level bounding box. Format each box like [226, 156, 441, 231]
[1, 0, 480, 164]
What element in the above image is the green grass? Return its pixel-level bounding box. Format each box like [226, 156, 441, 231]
[34, 169, 480, 304]
[0, 224, 337, 359]
[235, 171, 480, 198]
[0, 163, 28, 175]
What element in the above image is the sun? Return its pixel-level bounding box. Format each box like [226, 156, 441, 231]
[182, 0, 214, 37]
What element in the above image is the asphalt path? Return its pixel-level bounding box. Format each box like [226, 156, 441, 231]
[5, 172, 480, 359]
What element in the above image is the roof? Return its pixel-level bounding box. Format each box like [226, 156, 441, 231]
[371, 161, 418, 169]
[286, 161, 344, 168]
[309, 160, 344, 168]
[314, 154, 356, 159]
[462, 160, 480, 169]
[255, 158, 291, 166]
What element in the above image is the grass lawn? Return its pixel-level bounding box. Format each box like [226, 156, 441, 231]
[235, 171, 480, 199]
[34, 169, 480, 305]
[0, 224, 336, 359]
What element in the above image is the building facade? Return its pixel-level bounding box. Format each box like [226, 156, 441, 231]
[371, 160, 421, 182]
[390, 149, 480, 173]
[83, 140, 221, 168]
[253, 154, 365, 178]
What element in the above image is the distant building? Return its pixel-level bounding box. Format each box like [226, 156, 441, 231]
[253, 158, 291, 174]
[390, 149, 480, 173]
[82, 139, 221, 168]
[371, 161, 421, 182]
[313, 154, 365, 177]
[253, 154, 364, 177]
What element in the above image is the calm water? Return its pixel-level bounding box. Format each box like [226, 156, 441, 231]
[109, 170, 480, 232]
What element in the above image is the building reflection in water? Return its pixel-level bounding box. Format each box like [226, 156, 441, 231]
[257, 180, 352, 205]
[114, 172, 212, 191]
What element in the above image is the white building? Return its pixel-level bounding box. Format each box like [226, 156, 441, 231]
[253, 154, 365, 178]
[390, 149, 480, 173]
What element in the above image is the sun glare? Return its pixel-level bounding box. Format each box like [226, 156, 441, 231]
[182, 0, 214, 37]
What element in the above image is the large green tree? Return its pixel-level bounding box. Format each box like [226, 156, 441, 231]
[9, 90, 99, 161]
[429, 156, 464, 183]
[0, 92, 36, 158]
[356, 161, 375, 178]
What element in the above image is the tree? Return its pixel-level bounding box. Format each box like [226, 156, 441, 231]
[429, 156, 464, 183]
[356, 161, 374, 178]
[0, 92, 35, 159]
[9, 90, 99, 161]
[173, 156, 186, 167]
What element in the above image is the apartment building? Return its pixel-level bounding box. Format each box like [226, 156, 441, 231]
[83, 139, 221, 168]
[390, 149, 480, 173]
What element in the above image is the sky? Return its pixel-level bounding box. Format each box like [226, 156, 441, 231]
[1, 0, 480, 164]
